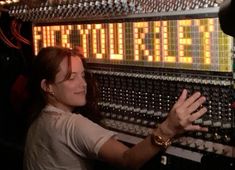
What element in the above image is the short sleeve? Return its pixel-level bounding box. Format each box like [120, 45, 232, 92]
[64, 114, 116, 159]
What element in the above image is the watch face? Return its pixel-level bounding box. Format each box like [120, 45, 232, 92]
[151, 134, 172, 149]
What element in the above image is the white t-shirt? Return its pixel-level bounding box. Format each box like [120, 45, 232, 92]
[24, 105, 116, 170]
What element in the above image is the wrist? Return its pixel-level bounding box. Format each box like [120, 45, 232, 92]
[151, 123, 175, 149]
[158, 121, 177, 139]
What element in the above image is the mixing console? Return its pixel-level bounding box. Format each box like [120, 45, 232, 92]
[87, 64, 234, 159]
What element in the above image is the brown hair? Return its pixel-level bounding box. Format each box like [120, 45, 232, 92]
[28, 46, 100, 124]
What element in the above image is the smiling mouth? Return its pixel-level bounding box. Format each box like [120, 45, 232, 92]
[74, 91, 86, 94]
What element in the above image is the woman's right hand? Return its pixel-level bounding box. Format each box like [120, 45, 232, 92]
[159, 89, 208, 139]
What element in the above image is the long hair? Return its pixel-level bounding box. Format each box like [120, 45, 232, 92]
[27, 46, 100, 125]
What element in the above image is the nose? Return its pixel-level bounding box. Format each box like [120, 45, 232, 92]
[80, 77, 87, 89]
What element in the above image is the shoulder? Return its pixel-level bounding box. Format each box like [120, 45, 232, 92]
[68, 113, 103, 132]
[67, 113, 116, 141]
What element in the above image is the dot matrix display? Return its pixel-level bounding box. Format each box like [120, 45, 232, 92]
[33, 18, 233, 72]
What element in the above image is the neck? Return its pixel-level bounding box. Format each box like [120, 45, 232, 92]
[47, 101, 74, 113]
[47, 94, 75, 113]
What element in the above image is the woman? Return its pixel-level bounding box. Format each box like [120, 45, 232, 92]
[24, 46, 208, 170]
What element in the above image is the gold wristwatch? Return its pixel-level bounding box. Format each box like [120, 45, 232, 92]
[151, 133, 172, 149]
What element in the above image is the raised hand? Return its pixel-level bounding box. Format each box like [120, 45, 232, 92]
[160, 89, 208, 138]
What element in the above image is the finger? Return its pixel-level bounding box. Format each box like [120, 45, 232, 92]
[188, 107, 207, 122]
[187, 97, 206, 115]
[181, 91, 201, 109]
[185, 125, 208, 132]
[174, 89, 187, 108]
[185, 107, 208, 132]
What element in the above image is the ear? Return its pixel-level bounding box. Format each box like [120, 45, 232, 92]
[41, 79, 53, 94]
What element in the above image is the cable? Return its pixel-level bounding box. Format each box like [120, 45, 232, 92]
[11, 19, 31, 45]
[0, 27, 20, 49]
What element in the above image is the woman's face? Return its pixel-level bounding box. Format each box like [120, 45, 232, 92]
[49, 56, 87, 111]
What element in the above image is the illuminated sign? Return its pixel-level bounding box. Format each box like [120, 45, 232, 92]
[33, 18, 233, 72]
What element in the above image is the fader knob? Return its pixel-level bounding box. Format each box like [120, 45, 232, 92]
[203, 120, 212, 126]
[195, 139, 204, 150]
[204, 141, 213, 152]
[194, 118, 202, 124]
[213, 143, 224, 154]
[224, 135, 231, 142]
[213, 133, 221, 141]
